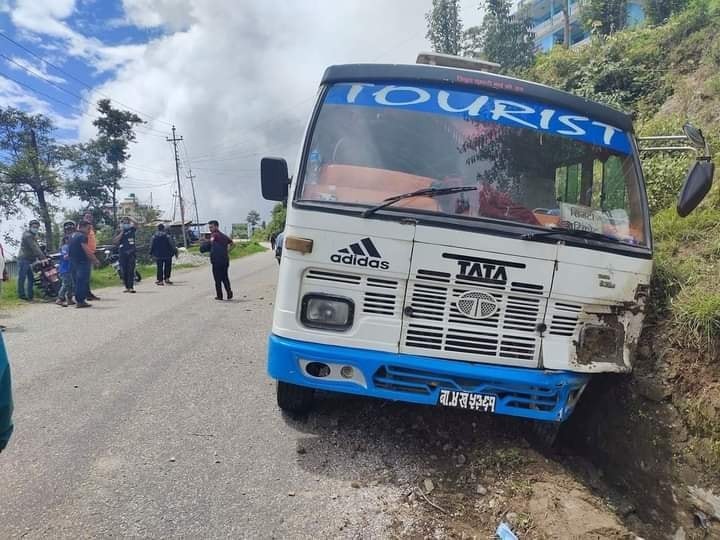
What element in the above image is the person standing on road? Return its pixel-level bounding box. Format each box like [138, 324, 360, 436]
[200, 219, 234, 300]
[56, 221, 76, 307]
[17, 219, 48, 302]
[69, 221, 99, 308]
[113, 216, 138, 293]
[0, 241, 7, 331]
[150, 223, 178, 286]
[83, 212, 101, 301]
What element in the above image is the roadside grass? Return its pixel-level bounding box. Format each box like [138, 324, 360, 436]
[185, 240, 265, 260]
[230, 241, 265, 259]
[1, 280, 23, 306]
[674, 288, 720, 349]
[651, 206, 720, 348]
[89, 264, 157, 290]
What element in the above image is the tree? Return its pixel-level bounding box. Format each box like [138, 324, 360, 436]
[92, 99, 144, 229]
[266, 203, 286, 238]
[562, 0, 571, 48]
[232, 223, 248, 238]
[135, 203, 161, 225]
[246, 210, 261, 227]
[63, 139, 115, 214]
[0, 108, 63, 250]
[581, 0, 628, 36]
[425, 0, 463, 56]
[472, 0, 535, 73]
[643, 0, 688, 24]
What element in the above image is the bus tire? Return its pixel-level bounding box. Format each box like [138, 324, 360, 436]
[276, 381, 314, 413]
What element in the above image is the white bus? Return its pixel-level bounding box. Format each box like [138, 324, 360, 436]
[260, 54, 714, 436]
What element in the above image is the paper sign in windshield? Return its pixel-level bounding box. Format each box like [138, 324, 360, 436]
[325, 83, 631, 155]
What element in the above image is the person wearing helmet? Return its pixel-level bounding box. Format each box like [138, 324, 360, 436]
[56, 221, 76, 307]
[17, 219, 48, 301]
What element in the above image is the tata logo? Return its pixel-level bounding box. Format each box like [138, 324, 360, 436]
[456, 291, 499, 320]
[456, 260, 508, 283]
[443, 253, 525, 284]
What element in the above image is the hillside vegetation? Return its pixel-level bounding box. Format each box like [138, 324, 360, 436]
[520, 1, 720, 533]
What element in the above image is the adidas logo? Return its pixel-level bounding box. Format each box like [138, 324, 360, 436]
[331, 237, 390, 270]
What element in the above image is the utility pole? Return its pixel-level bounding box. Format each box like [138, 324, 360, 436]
[187, 168, 201, 234]
[167, 125, 188, 248]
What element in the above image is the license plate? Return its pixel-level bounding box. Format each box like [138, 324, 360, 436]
[438, 389, 496, 413]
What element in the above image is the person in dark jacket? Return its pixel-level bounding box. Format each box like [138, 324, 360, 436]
[150, 224, 178, 285]
[17, 219, 48, 301]
[200, 219, 234, 300]
[112, 216, 138, 293]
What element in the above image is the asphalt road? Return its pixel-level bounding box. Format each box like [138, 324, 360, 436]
[0, 250, 638, 539]
[0, 252, 407, 539]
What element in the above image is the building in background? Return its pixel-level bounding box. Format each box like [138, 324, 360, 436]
[514, 0, 645, 52]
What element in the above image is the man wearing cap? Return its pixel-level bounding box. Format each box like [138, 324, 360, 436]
[17, 219, 47, 301]
[83, 212, 100, 301]
[149, 223, 178, 285]
[113, 216, 138, 293]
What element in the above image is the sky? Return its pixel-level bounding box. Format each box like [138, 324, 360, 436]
[0, 0, 485, 245]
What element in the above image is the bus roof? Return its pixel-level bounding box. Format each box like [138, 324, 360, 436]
[320, 63, 634, 133]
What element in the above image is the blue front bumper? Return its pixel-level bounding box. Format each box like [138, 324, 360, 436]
[268, 335, 590, 422]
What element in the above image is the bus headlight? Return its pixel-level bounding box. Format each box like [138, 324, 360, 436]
[301, 294, 354, 331]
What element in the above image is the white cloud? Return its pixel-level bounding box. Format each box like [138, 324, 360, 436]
[76, 0, 486, 228]
[7, 0, 486, 229]
[122, 0, 196, 30]
[10, 0, 76, 38]
[8, 0, 144, 73]
[0, 77, 79, 130]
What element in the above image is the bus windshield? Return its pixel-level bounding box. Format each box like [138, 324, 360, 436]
[298, 82, 649, 247]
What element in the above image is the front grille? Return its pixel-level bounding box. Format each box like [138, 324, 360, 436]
[373, 365, 558, 411]
[306, 269, 361, 285]
[403, 269, 544, 363]
[548, 301, 583, 336]
[304, 268, 400, 318]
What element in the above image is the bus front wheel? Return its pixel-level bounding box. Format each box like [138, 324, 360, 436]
[276, 381, 314, 413]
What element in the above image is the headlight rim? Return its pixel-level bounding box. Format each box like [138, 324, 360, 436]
[300, 293, 355, 331]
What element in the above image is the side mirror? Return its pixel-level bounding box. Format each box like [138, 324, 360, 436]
[683, 123, 709, 152]
[677, 160, 714, 217]
[261, 157, 290, 201]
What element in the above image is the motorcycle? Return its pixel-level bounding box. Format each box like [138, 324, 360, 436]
[104, 249, 142, 283]
[31, 255, 61, 299]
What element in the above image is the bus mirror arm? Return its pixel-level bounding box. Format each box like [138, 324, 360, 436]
[261, 157, 290, 201]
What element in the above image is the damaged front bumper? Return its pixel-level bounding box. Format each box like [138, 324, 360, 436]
[268, 335, 590, 422]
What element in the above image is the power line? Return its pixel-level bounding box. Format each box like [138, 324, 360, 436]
[0, 71, 81, 111]
[0, 30, 174, 127]
[0, 71, 169, 145]
[1, 53, 92, 105]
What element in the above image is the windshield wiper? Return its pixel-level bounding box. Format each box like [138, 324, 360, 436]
[521, 227, 620, 243]
[361, 186, 477, 218]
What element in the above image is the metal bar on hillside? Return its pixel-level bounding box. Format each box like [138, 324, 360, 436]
[637, 135, 688, 141]
[639, 146, 697, 153]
